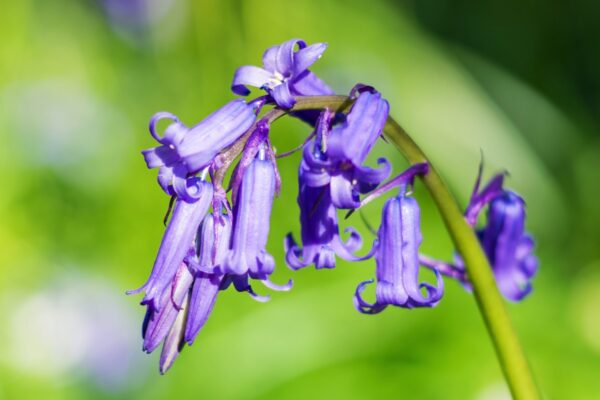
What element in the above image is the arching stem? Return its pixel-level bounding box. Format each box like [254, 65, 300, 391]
[258, 95, 540, 399]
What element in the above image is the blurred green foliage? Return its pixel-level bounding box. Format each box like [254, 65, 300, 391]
[0, 0, 599, 399]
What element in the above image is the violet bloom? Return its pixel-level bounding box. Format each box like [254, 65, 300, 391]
[142, 262, 193, 355]
[143, 212, 233, 374]
[303, 91, 391, 208]
[222, 148, 278, 280]
[354, 189, 443, 314]
[461, 190, 538, 301]
[232, 38, 333, 109]
[285, 159, 373, 270]
[458, 169, 539, 301]
[142, 100, 255, 201]
[128, 180, 213, 311]
[184, 212, 231, 345]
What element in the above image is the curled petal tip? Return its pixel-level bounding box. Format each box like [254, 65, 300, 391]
[262, 277, 293, 292]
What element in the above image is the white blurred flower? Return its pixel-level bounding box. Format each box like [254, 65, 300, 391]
[2, 272, 147, 392]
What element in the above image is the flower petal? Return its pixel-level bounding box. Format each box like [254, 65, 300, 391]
[184, 273, 222, 345]
[224, 156, 276, 276]
[275, 38, 306, 77]
[177, 100, 256, 173]
[353, 279, 386, 314]
[135, 184, 212, 310]
[292, 43, 327, 76]
[231, 66, 274, 96]
[143, 263, 193, 353]
[330, 173, 360, 209]
[354, 157, 392, 193]
[291, 70, 334, 96]
[271, 82, 295, 109]
[158, 292, 189, 374]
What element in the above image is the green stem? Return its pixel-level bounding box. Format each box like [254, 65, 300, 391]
[280, 95, 540, 399]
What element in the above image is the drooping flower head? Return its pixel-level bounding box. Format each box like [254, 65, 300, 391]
[354, 166, 443, 314]
[232, 38, 334, 109]
[142, 100, 256, 201]
[132, 38, 539, 374]
[303, 90, 391, 209]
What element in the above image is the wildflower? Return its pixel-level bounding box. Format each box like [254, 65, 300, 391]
[142, 262, 193, 355]
[451, 165, 539, 301]
[128, 179, 213, 311]
[354, 182, 443, 314]
[303, 90, 391, 208]
[182, 211, 231, 344]
[285, 168, 372, 270]
[285, 111, 374, 269]
[223, 145, 291, 291]
[231, 38, 333, 109]
[461, 187, 538, 301]
[142, 100, 255, 200]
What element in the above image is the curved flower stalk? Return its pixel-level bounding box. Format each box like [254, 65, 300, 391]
[129, 180, 213, 311]
[142, 100, 255, 200]
[232, 38, 333, 109]
[132, 39, 541, 398]
[354, 171, 443, 314]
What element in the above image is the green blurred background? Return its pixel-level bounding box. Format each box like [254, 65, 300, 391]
[1, 0, 599, 399]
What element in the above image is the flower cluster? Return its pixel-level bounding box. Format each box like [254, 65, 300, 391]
[130, 39, 538, 373]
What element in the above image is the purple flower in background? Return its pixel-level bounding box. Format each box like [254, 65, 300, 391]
[460, 188, 538, 301]
[303, 91, 391, 208]
[354, 188, 443, 314]
[142, 100, 255, 201]
[128, 180, 213, 311]
[457, 168, 539, 301]
[232, 38, 334, 109]
[479, 192, 538, 301]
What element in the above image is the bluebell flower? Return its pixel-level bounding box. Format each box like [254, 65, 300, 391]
[142, 262, 193, 355]
[128, 179, 213, 311]
[479, 191, 538, 301]
[222, 146, 292, 294]
[183, 212, 231, 345]
[142, 100, 255, 201]
[232, 38, 333, 109]
[285, 111, 374, 269]
[458, 171, 539, 301]
[302, 90, 391, 208]
[142, 211, 232, 374]
[354, 183, 443, 314]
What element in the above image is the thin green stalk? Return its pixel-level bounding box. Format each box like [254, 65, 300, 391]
[279, 95, 540, 399]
